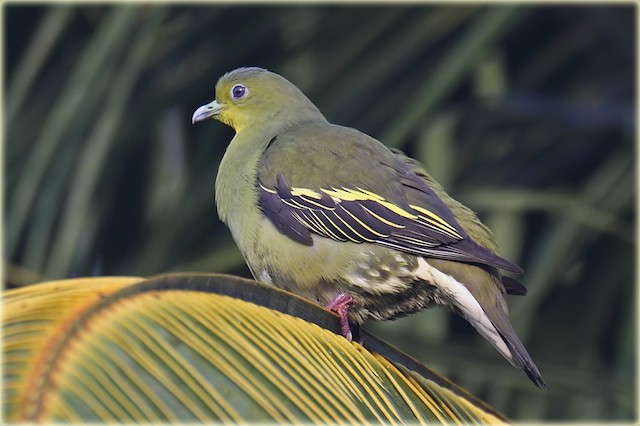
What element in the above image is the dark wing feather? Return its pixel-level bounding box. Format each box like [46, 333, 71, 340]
[258, 174, 522, 273]
[256, 123, 523, 274]
[258, 182, 313, 245]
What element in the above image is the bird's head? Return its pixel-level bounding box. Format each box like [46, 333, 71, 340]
[192, 67, 325, 133]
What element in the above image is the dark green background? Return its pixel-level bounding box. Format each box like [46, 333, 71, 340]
[4, 4, 635, 421]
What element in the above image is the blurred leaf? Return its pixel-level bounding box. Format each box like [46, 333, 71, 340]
[6, 6, 74, 126]
[6, 6, 140, 256]
[45, 9, 167, 278]
[381, 6, 528, 147]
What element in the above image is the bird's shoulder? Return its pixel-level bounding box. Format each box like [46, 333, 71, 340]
[258, 122, 405, 199]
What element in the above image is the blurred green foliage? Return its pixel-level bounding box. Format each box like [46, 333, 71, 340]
[4, 4, 635, 422]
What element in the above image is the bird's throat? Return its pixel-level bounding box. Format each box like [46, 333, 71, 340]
[215, 130, 273, 248]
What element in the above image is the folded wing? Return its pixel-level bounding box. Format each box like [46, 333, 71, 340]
[258, 173, 523, 274]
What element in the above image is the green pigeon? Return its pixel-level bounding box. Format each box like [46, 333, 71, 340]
[192, 67, 546, 389]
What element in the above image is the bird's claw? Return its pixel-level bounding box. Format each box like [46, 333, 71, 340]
[326, 293, 354, 341]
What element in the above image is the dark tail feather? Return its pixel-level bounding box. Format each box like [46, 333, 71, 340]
[494, 319, 547, 389]
[502, 276, 528, 296]
[478, 289, 547, 389]
[500, 331, 547, 389]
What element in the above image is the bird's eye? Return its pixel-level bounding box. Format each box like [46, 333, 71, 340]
[230, 84, 247, 100]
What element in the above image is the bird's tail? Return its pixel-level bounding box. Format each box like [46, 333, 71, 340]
[417, 258, 547, 389]
[483, 305, 548, 389]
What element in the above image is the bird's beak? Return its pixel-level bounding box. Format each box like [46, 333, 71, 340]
[191, 100, 223, 124]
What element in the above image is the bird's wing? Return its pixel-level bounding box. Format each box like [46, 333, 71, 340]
[257, 123, 522, 274]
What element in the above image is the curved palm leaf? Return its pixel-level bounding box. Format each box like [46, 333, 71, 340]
[3, 273, 507, 423]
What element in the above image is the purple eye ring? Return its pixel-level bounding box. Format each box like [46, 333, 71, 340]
[231, 84, 247, 100]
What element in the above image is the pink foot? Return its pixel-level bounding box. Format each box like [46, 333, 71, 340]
[325, 293, 353, 341]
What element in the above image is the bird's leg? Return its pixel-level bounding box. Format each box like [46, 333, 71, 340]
[325, 293, 354, 341]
